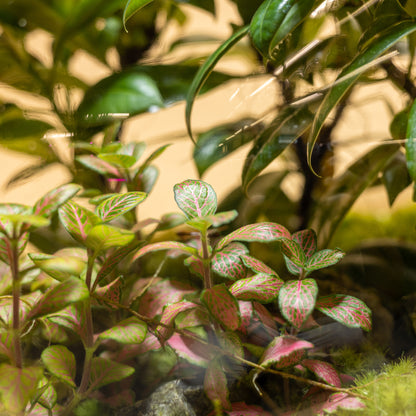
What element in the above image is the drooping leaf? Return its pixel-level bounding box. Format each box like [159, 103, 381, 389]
[301, 359, 341, 387]
[85, 224, 135, 253]
[201, 284, 241, 330]
[278, 278, 318, 328]
[253, 301, 278, 335]
[167, 333, 212, 367]
[89, 357, 135, 391]
[212, 242, 248, 280]
[406, 97, 416, 198]
[99, 317, 147, 344]
[238, 300, 254, 334]
[230, 273, 283, 303]
[259, 335, 313, 369]
[96, 191, 147, 222]
[305, 248, 344, 272]
[216, 222, 290, 250]
[315, 294, 372, 331]
[185, 25, 249, 142]
[241, 254, 277, 276]
[174, 179, 217, 219]
[204, 358, 231, 410]
[41, 345, 76, 388]
[123, 0, 154, 28]
[132, 241, 197, 261]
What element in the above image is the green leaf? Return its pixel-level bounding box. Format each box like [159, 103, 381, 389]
[96, 191, 147, 222]
[133, 241, 197, 261]
[154, 213, 187, 232]
[0, 364, 43, 413]
[41, 345, 76, 388]
[174, 179, 217, 219]
[85, 224, 135, 253]
[281, 239, 306, 268]
[185, 25, 249, 142]
[123, 0, 154, 29]
[89, 357, 135, 391]
[76, 155, 121, 177]
[136, 144, 171, 174]
[37, 377, 57, 410]
[0, 213, 50, 229]
[241, 254, 277, 276]
[382, 152, 411, 206]
[308, 20, 416, 171]
[406, 97, 416, 199]
[212, 242, 248, 280]
[77, 71, 164, 127]
[305, 248, 344, 272]
[201, 284, 241, 330]
[230, 273, 283, 303]
[98, 317, 147, 344]
[98, 153, 137, 169]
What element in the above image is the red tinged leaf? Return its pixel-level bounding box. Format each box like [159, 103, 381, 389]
[212, 242, 248, 280]
[278, 278, 318, 329]
[253, 302, 278, 336]
[99, 317, 147, 345]
[316, 294, 372, 331]
[301, 359, 341, 387]
[76, 154, 121, 177]
[184, 254, 205, 279]
[205, 210, 238, 227]
[89, 358, 135, 391]
[167, 333, 212, 367]
[204, 359, 231, 410]
[241, 255, 277, 276]
[259, 336, 313, 369]
[238, 300, 253, 334]
[41, 345, 76, 388]
[292, 229, 317, 258]
[217, 330, 244, 359]
[283, 254, 302, 276]
[313, 392, 365, 414]
[174, 180, 217, 219]
[216, 222, 291, 251]
[96, 191, 147, 222]
[201, 284, 241, 331]
[305, 249, 345, 272]
[132, 241, 197, 261]
[230, 273, 283, 303]
[95, 276, 123, 308]
[281, 239, 306, 268]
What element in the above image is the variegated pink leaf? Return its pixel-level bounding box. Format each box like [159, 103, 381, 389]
[99, 317, 147, 344]
[0, 203, 28, 236]
[315, 294, 372, 331]
[205, 210, 238, 227]
[259, 336, 313, 369]
[241, 255, 277, 276]
[184, 254, 204, 279]
[107, 333, 161, 362]
[96, 191, 147, 222]
[95, 276, 123, 308]
[301, 359, 341, 387]
[218, 330, 244, 359]
[292, 229, 317, 258]
[306, 249, 345, 272]
[58, 201, 100, 243]
[201, 284, 241, 331]
[314, 392, 365, 414]
[89, 357, 134, 391]
[216, 222, 290, 251]
[278, 279, 318, 329]
[76, 155, 121, 177]
[253, 302, 277, 335]
[230, 273, 283, 303]
[0, 331, 14, 362]
[174, 180, 217, 219]
[176, 308, 210, 329]
[281, 239, 306, 268]
[212, 242, 248, 280]
[238, 300, 253, 334]
[132, 241, 197, 261]
[41, 345, 76, 388]
[167, 333, 212, 367]
[283, 255, 302, 276]
[204, 359, 231, 410]
[225, 402, 273, 416]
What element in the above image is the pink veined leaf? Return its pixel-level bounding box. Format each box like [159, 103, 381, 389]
[89, 357, 134, 391]
[95, 276, 123, 308]
[96, 191, 147, 222]
[292, 229, 317, 258]
[305, 249, 345, 272]
[132, 241, 197, 261]
[216, 222, 291, 251]
[217, 330, 244, 359]
[36, 377, 57, 411]
[313, 392, 366, 414]
[176, 307, 210, 329]
[76, 154, 122, 177]
[301, 359, 341, 387]
[281, 239, 306, 268]
[212, 242, 248, 280]
[108, 333, 162, 362]
[238, 300, 253, 334]
[204, 210, 238, 227]
[315, 294, 372, 331]
[173, 179, 217, 219]
[167, 333, 212, 367]
[184, 254, 205, 279]
[259, 336, 314, 369]
[0, 295, 35, 327]
[240, 255, 277, 276]
[230, 273, 283, 303]
[201, 284, 241, 331]
[252, 301, 277, 336]
[0, 331, 14, 362]
[204, 359, 231, 411]
[98, 317, 147, 345]
[283, 254, 303, 276]
[278, 278, 318, 329]
[41, 345, 76, 388]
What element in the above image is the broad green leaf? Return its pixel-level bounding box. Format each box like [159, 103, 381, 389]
[185, 25, 249, 142]
[230, 273, 283, 303]
[212, 242, 248, 280]
[0, 203, 28, 235]
[259, 335, 313, 369]
[77, 71, 164, 127]
[167, 333, 211, 367]
[99, 317, 147, 344]
[185, 217, 212, 233]
[278, 278, 318, 328]
[382, 152, 411, 206]
[205, 210, 238, 227]
[28, 277, 89, 320]
[132, 241, 197, 261]
[406, 97, 416, 198]
[305, 248, 344, 271]
[123, 0, 154, 28]
[301, 359, 341, 387]
[0, 214, 49, 236]
[204, 358, 231, 410]
[174, 180, 217, 219]
[76, 155, 121, 177]
[0, 364, 43, 413]
[85, 224, 135, 253]
[98, 153, 137, 169]
[89, 357, 135, 391]
[216, 222, 290, 251]
[58, 201, 101, 244]
[316, 294, 372, 331]
[41, 345, 76, 388]
[241, 254, 277, 276]
[281, 239, 306, 268]
[308, 20, 416, 171]
[249, 0, 296, 57]
[201, 284, 241, 330]
[96, 191, 147, 222]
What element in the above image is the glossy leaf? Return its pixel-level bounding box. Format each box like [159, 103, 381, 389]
[216, 222, 290, 250]
[174, 179, 217, 219]
[292, 229, 317, 258]
[305, 248, 344, 272]
[241, 254, 277, 276]
[41, 345, 76, 388]
[406, 97, 416, 198]
[167, 333, 211, 367]
[308, 20, 416, 170]
[89, 357, 135, 391]
[201, 284, 241, 330]
[96, 191, 147, 222]
[281, 239, 306, 268]
[301, 359, 341, 387]
[315, 294, 372, 331]
[0, 364, 43, 413]
[99, 317, 147, 344]
[85, 224, 135, 253]
[259, 335, 313, 369]
[204, 359, 231, 410]
[123, 0, 154, 28]
[230, 273, 283, 303]
[185, 26, 249, 141]
[33, 184, 81, 217]
[278, 278, 318, 328]
[133, 241, 197, 261]
[212, 242, 248, 280]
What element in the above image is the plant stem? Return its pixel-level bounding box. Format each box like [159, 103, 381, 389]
[200, 231, 212, 290]
[10, 238, 22, 368]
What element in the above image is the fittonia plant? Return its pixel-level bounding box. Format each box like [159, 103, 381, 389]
[134, 179, 372, 415]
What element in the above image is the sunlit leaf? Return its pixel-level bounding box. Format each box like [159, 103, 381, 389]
[99, 317, 147, 344]
[204, 358, 231, 410]
[0, 214, 49, 230]
[85, 224, 135, 253]
[96, 191, 147, 222]
[212, 242, 248, 280]
[89, 358, 135, 390]
[230, 273, 283, 303]
[41, 345, 76, 388]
